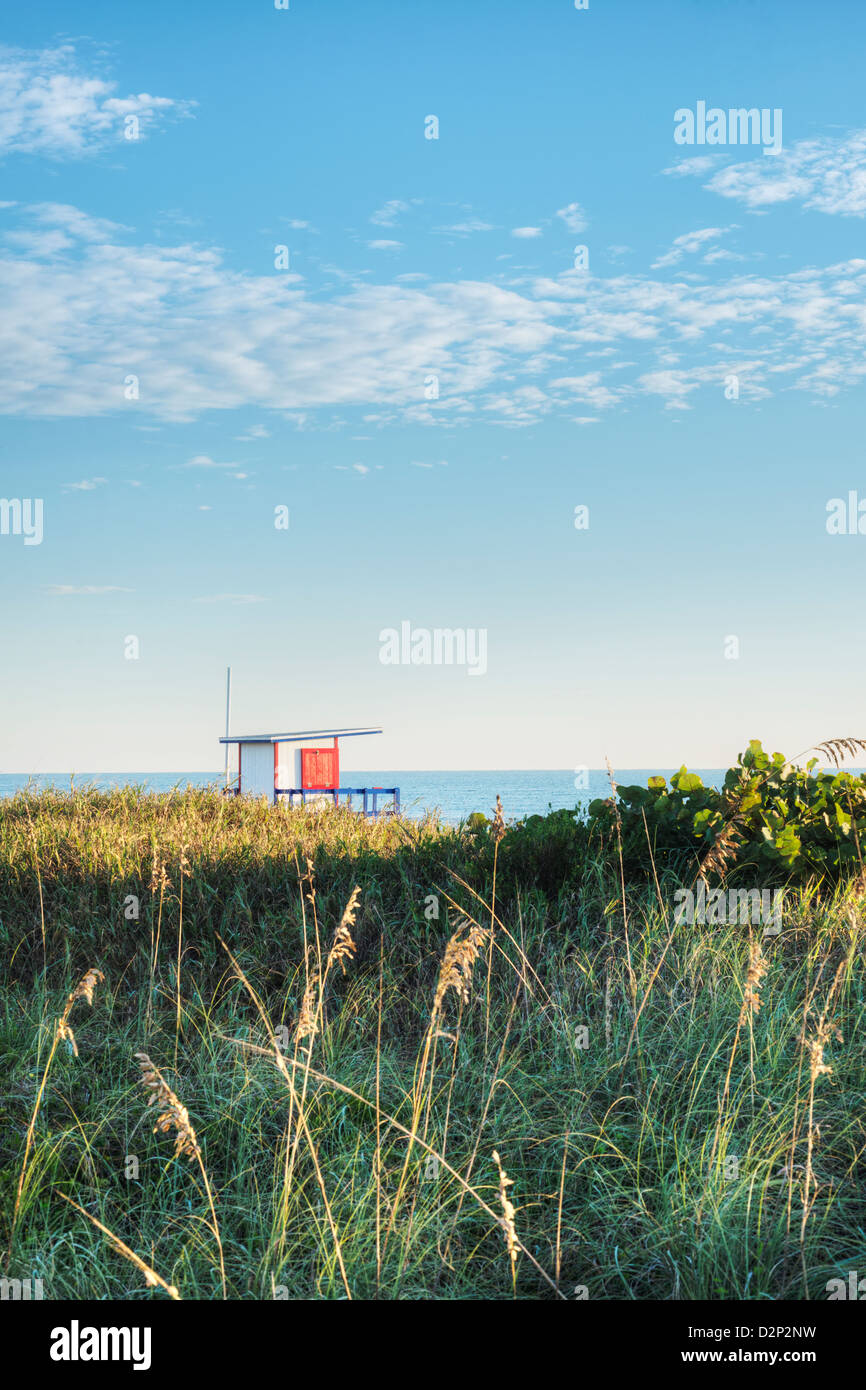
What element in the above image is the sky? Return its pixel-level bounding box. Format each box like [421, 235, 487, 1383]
[1, 0, 866, 774]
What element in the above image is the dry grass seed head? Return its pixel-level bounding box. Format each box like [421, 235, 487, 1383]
[740, 940, 768, 1020]
[698, 816, 745, 888]
[58, 967, 105, 1056]
[492, 1149, 519, 1278]
[149, 859, 171, 894]
[433, 918, 489, 1015]
[327, 886, 360, 976]
[69, 967, 105, 1008]
[296, 973, 320, 1044]
[492, 796, 506, 846]
[805, 1028, 834, 1081]
[135, 1052, 199, 1161]
[814, 737, 866, 768]
[302, 855, 316, 886]
[804, 1012, 844, 1083]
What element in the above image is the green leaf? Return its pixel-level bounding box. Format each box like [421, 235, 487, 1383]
[772, 825, 802, 864]
[834, 803, 852, 834]
[671, 769, 705, 793]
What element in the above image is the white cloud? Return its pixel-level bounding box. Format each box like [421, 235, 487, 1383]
[46, 584, 132, 595]
[663, 155, 719, 178]
[637, 369, 701, 409]
[670, 130, 866, 217]
[437, 218, 494, 234]
[511, 226, 542, 239]
[367, 239, 403, 250]
[555, 202, 587, 234]
[635, 361, 772, 410]
[707, 162, 812, 210]
[65, 476, 108, 491]
[0, 204, 558, 422]
[234, 424, 270, 440]
[652, 228, 727, 269]
[0, 44, 192, 158]
[5, 201, 866, 425]
[550, 373, 620, 410]
[182, 455, 249, 478]
[370, 199, 413, 227]
[36, 204, 125, 241]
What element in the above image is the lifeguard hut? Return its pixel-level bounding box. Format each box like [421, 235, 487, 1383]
[220, 726, 399, 816]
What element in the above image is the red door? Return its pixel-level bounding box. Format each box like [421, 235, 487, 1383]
[301, 747, 339, 789]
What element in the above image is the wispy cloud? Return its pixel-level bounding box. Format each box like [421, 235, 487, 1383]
[64, 476, 108, 491]
[511, 226, 542, 239]
[550, 373, 620, 410]
[555, 202, 587, 234]
[234, 424, 270, 440]
[0, 44, 193, 158]
[370, 199, 414, 227]
[668, 130, 866, 216]
[46, 584, 132, 595]
[436, 217, 495, 234]
[651, 227, 728, 269]
[663, 155, 720, 178]
[182, 455, 248, 478]
[5, 200, 866, 424]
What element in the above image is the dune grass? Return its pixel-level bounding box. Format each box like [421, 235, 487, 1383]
[1, 784, 864, 1300]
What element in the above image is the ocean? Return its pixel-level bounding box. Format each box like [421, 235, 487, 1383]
[0, 768, 730, 825]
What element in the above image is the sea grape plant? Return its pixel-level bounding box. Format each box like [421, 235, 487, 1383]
[584, 740, 866, 884]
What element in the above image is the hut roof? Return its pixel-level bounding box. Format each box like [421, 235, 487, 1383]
[220, 727, 382, 745]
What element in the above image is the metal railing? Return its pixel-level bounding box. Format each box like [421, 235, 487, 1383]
[222, 782, 400, 815]
[274, 786, 400, 816]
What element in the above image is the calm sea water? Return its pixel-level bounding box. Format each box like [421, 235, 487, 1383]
[0, 769, 729, 825]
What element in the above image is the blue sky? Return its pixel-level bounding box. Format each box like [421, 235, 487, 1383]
[2, 0, 866, 773]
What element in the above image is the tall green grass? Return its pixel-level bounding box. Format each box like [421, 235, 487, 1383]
[1, 786, 864, 1300]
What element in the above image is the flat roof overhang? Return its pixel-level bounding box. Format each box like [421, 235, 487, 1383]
[220, 727, 383, 745]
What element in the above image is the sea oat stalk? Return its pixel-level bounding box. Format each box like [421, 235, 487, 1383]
[492, 1149, 519, 1291]
[57, 1193, 181, 1300]
[10, 967, 105, 1248]
[134, 1051, 226, 1297]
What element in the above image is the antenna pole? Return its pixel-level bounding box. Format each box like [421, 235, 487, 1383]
[224, 666, 232, 786]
